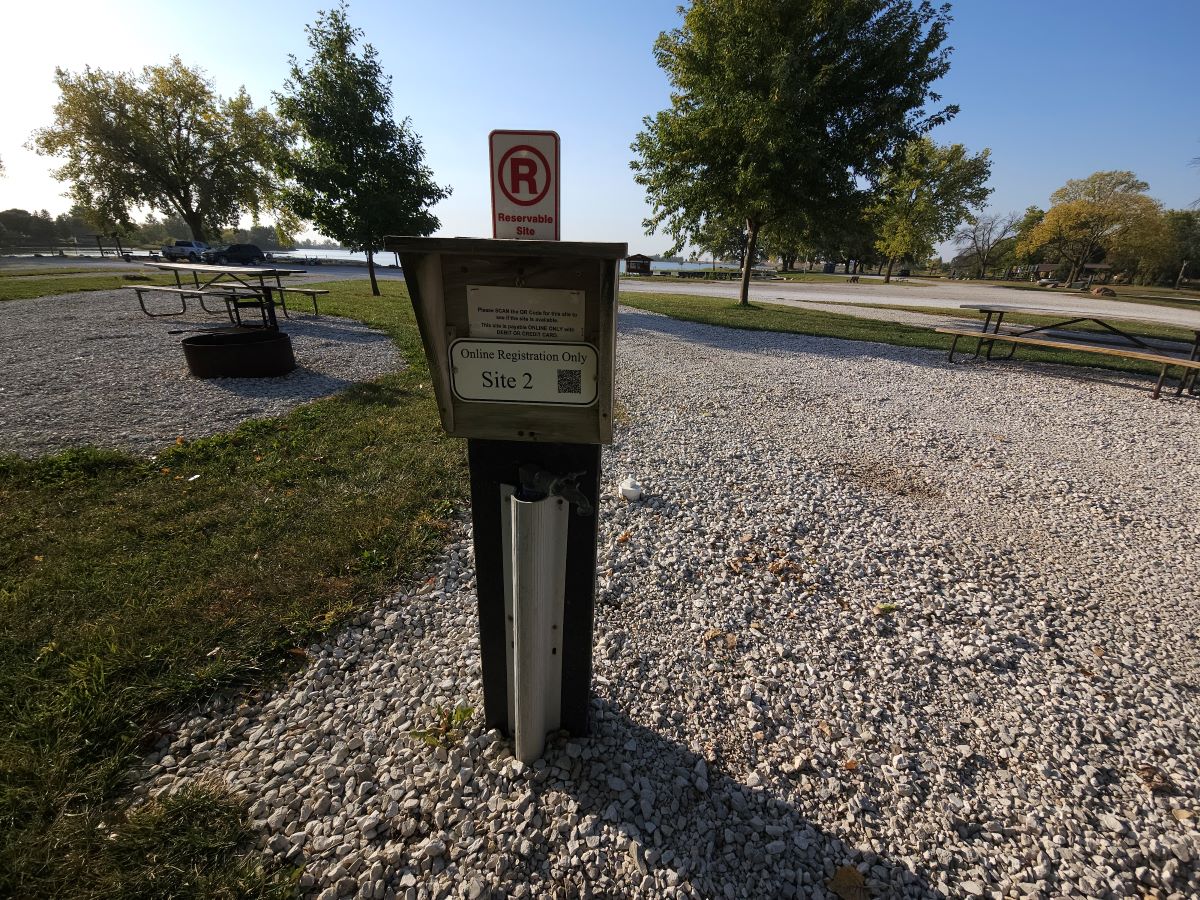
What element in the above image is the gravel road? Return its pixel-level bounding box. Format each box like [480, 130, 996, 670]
[0, 289, 402, 458]
[135, 308, 1200, 899]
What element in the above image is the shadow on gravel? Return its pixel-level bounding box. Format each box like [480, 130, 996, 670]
[529, 699, 944, 899]
[203, 369, 360, 400]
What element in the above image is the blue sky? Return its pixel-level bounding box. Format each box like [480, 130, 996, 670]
[1, 0, 1197, 256]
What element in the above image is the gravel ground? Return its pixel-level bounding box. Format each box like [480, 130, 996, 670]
[0, 290, 402, 457]
[138, 309, 1199, 899]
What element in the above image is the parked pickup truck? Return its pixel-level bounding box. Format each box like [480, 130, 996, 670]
[160, 240, 209, 262]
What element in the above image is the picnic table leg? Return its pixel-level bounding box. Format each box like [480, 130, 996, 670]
[261, 285, 280, 329]
[1153, 365, 1169, 400]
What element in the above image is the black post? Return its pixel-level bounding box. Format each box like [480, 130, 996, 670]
[468, 439, 600, 737]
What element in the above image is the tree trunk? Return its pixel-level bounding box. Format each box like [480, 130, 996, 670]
[367, 248, 380, 296]
[884, 257, 895, 284]
[738, 221, 760, 306]
[876, 262, 884, 276]
[182, 211, 206, 243]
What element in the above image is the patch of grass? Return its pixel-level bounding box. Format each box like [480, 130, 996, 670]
[619, 291, 1173, 379]
[996, 281, 1200, 312]
[0, 279, 468, 896]
[844, 303, 1196, 344]
[0, 272, 178, 302]
[0, 266, 130, 278]
[86, 785, 297, 899]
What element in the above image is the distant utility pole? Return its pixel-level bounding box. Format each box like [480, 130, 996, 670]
[1177, 260, 1189, 290]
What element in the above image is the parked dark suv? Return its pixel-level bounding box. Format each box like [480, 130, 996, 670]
[202, 243, 266, 265]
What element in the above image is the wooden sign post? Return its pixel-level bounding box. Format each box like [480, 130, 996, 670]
[386, 236, 626, 759]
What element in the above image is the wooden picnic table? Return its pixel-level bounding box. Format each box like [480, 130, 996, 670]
[937, 302, 1200, 399]
[136, 262, 328, 325]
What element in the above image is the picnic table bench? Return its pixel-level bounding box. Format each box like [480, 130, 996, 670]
[938, 303, 1200, 399]
[131, 262, 325, 329]
[129, 284, 268, 320]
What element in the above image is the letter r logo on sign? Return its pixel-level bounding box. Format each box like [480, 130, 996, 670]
[490, 130, 560, 240]
[510, 158, 539, 197]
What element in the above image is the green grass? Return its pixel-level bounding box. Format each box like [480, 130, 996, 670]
[0, 279, 468, 897]
[619, 291, 1175, 379]
[843, 302, 1197, 344]
[997, 281, 1200, 312]
[0, 266, 135, 278]
[0, 272, 178, 301]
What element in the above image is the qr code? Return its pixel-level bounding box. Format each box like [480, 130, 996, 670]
[557, 368, 582, 394]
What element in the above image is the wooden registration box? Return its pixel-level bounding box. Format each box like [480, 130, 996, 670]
[386, 237, 626, 444]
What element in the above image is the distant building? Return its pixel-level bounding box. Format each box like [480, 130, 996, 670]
[625, 253, 652, 275]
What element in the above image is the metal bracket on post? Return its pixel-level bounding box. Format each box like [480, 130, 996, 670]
[500, 465, 592, 763]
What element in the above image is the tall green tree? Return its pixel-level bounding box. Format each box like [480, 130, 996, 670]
[632, 0, 956, 305]
[31, 58, 284, 242]
[1016, 171, 1163, 285]
[870, 138, 991, 282]
[1165, 209, 1200, 287]
[276, 3, 449, 296]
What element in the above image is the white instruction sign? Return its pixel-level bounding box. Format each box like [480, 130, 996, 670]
[467, 285, 584, 341]
[450, 340, 598, 406]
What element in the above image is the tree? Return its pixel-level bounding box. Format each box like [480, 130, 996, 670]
[276, 3, 449, 296]
[0, 209, 61, 246]
[953, 211, 1018, 278]
[31, 58, 284, 242]
[691, 214, 751, 267]
[632, 0, 956, 305]
[1106, 206, 1173, 284]
[870, 138, 992, 282]
[1165, 210, 1200, 287]
[761, 216, 812, 272]
[1016, 171, 1163, 285]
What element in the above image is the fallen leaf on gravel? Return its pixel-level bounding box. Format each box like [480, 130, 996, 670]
[843, 758, 860, 772]
[724, 633, 737, 649]
[1091, 646, 1104, 657]
[288, 647, 308, 659]
[1171, 809, 1192, 822]
[700, 628, 723, 643]
[616, 531, 631, 543]
[767, 558, 803, 579]
[817, 720, 832, 737]
[827, 864, 868, 900]
[872, 603, 897, 617]
[1137, 764, 1177, 794]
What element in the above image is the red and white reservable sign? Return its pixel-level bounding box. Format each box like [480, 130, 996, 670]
[490, 130, 560, 241]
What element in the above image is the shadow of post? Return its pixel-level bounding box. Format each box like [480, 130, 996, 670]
[510, 699, 945, 899]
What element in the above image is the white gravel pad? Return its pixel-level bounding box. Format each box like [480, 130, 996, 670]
[137, 308, 1200, 899]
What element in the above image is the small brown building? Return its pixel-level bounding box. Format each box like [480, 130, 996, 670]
[625, 253, 652, 276]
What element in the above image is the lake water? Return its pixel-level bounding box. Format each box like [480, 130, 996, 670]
[278, 247, 740, 274]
